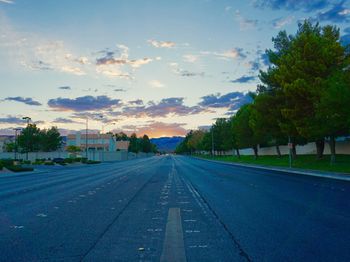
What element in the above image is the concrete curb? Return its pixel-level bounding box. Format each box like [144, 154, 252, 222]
[192, 157, 350, 182]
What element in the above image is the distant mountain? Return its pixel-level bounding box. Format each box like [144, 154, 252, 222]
[150, 136, 184, 152]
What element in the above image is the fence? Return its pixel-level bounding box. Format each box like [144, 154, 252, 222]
[0, 151, 154, 162]
[209, 140, 350, 156]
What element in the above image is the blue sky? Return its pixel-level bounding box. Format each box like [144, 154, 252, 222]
[0, 0, 349, 137]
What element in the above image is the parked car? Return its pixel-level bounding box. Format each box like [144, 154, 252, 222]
[52, 158, 64, 164]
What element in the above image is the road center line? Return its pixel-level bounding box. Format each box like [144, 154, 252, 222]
[160, 208, 187, 262]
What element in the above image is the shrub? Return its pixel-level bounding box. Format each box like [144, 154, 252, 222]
[0, 159, 14, 167]
[86, 160, 101, 164]
[44, 161, 54, 165]
[6, 165, 34, 172]
[23, 160, 31, 165]
[0, 163, 3, 170]
[64, 158, 73, 164]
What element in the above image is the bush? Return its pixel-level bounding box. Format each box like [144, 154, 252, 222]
[0, 163, 3, 170]
[64, 158, 73, 164]
[6, 165, 34, 172]
[23, 160, 31, 165]
[32, 161, 43, 165]
[44, 161, 55, 165]
[0, 159, 14, 167]
[74, 157, 82, 162]
[81, 158, 88, 163]
[86, 160, 101, 164]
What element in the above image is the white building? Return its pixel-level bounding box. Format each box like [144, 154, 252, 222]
[66, 132, 130, 152]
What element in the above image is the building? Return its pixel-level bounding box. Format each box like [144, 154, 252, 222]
[116, 140, 130, 151]
[66, 132, 117, 152]
[66, 132, 130, 152]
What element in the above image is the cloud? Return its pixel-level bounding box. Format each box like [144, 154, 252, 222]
[0, 116, 26, 124]
[169, 63, 206, 77]
[201, 48, 247, 60]
[271, 15, 294, 28]
[129, 99, 143, 105]
[52, 117, 80, 124]
[149, 80, 165, 88]
[95, 45, 153, 78]
[121, 97, 205, 118]
[116, 122, 188, 138]
[0, 0, 14, 4]
[114, 88, 126, 92]
[4, 96, 42, 106]
[199, 92, 253, 112]
[253, 0, 329, 12]
[183, 54, 199, 63]
[235, 10, 258, 31]
[315, 1, 350, 23]
[48, 95, 122, 111]
[58, 86, 71, 90]
[148, 39, 176, 48]
[230, 75, 257, 83]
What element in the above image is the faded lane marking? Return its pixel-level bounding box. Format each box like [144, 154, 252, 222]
[160, 208, 186, 262]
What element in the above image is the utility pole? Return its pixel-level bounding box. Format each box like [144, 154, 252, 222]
[22, 117, 31, 161]
[13, 128, 21, 161]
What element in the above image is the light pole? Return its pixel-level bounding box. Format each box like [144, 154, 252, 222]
[13, 128, 21, 160]
[22, 116, 31, 161]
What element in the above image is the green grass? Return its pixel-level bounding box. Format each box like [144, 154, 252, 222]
[196, 154, 350, 174]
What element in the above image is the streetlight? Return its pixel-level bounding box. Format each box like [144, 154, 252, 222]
[13, 128, 21, 161]
[22, 116, 31, 160]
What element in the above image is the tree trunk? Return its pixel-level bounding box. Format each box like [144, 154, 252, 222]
[275, 144, 281, 158]
[329, 135, 336, 164]
[253, 145, 258, 160]
[236, 149, 240, 158]
[315, 138, 325, 159]
[292, 143, 297, 159]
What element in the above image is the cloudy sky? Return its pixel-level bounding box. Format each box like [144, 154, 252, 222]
[0, 0, 349, 137]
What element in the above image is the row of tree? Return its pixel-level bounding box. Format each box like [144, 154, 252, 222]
[6, 124, 62, 153]
[113, 132, 157, 153]
[176, 21, 350, 163]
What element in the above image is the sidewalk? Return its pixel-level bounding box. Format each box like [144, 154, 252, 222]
[194, 157, 350, 182]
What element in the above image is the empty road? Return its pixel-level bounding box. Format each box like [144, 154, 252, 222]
[0, 155, 349, 261]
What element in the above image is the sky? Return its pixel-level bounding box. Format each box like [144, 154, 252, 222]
[0, 0, 349, 138]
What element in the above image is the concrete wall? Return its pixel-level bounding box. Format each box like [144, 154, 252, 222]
[209, 140, 350, 156]
[0, 150, 154, 162]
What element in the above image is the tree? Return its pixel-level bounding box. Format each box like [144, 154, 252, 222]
[263, 20, 348, 160]
[141, 134, 152, 153]
[115, 132, 129, 141]
[17, 124, 41, 153]
[187, 130, 205, 153]
[250, 93, 286, 157]
[128, 133, 140, 153]
[39, 127, 62, 152]
[66, 145, 81, 153]
[233, 104, 264, 159]
[4, 142, 16, 152]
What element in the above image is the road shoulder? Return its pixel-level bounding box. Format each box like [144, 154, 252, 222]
[192, 156, 350, 182]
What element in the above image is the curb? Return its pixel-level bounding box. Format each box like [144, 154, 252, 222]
[192, 157, 350, 182]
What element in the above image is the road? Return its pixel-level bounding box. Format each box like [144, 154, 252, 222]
[0, 155, 349, 261]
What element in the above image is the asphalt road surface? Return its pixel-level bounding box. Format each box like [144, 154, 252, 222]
[0, 155, 349, 261]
